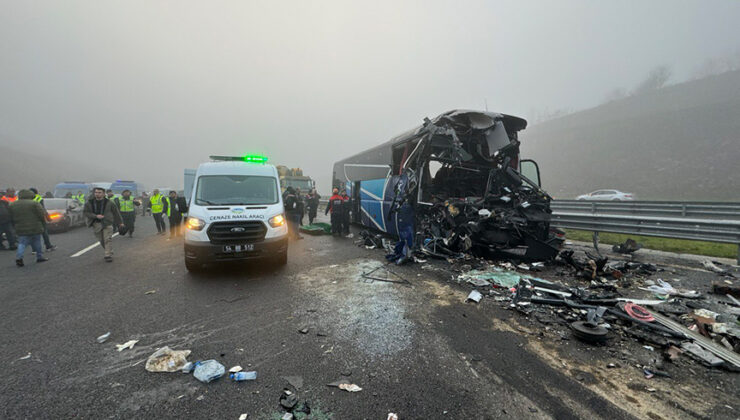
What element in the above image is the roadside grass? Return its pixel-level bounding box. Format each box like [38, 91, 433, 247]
[564, 229, 737, 260]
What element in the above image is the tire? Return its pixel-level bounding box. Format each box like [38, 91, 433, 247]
[273, 250, 288, 266]
[185, 258, 202, 272]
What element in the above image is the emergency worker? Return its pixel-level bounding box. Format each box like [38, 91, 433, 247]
[2, 187, 18, 203]
[114, 189, 140, 237]
[149, 189, 167, 234]
[0, 191, 17, 250]
[324, 187, 344, 236]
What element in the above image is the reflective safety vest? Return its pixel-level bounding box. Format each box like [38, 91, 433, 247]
[118, 197, 135, 212]
[164, 197, 171, 217]
[33, 194, 43, 203]
[74, 195, 85, 205]
[150, 194, 164, 213]
[2, 195, 18, 203]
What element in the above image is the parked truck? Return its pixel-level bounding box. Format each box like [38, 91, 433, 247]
[276, 165, 315, 193]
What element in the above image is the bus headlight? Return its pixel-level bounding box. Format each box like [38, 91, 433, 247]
[269, 214, 285, 228]
[186, 217, 206, 231]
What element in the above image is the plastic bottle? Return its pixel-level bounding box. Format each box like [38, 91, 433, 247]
[230, 371, 257, 381]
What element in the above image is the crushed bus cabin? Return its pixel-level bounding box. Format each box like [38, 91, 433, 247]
[332, 109, 564, 261]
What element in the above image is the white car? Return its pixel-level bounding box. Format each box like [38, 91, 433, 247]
[183, 156, 289, 271]
[576, 190, 634, 201]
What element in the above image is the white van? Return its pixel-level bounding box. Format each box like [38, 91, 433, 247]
[183, 156, 289, 271]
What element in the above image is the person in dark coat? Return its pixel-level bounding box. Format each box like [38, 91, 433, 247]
[324, 188, 344, 236]
[306, 189, 320, 225]
[9, 189, 49, 266]
[283, 187, 303, 240]
[295, 188, 305, 226]
[83, 187, 124, 262]
[340, 189, 352, 236]
[29, 187, 56, 252]
[163, 190, 188, 239]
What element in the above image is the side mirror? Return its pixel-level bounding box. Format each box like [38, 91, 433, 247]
[519, 159, 541, 188]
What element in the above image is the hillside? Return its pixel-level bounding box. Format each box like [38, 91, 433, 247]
[522, 70, 740, 201]
[0, 145, 111, 194]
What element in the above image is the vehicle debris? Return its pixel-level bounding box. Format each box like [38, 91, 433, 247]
[144, 290, 156, 295]
[338, 383, 362, 392]
[387, 414, 399, 420]
[238, 414, 248, 420]
[702, 260, 735, 277]
[18, 353, 31, 360]
[466, 290, 483, 303]
[280, 389, 299, 410]
[115, 340, 139, 352]
[229, 365, 243, 373]
[612, 238, 642, 254]
[193, 360, 226, 383]
[145, 346, 192, 372]
[231, 371, 257, 381]
[96, 332, 111, 343]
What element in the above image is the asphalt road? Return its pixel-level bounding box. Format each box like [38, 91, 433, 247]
[0, 216, 732, 419]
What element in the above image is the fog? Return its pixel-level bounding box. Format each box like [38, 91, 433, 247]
[1, 0, 739, 192]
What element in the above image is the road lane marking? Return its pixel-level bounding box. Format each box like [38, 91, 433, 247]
[71, 233, 119, 257]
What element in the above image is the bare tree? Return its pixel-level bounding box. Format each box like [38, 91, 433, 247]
[633, 65, 672, 95]
[602, 87, 628, 103]
[691, 50, 740, 79]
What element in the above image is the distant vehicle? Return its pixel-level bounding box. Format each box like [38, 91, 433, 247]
[45, 198, 85, 232]
[91, 182, 112, 191]
[53, 181, 92, 198]
[576, 190, 634, 201]
[276, 165, 315, 193]
[183, 155, 288, 271]
[110, 180, 146, 197]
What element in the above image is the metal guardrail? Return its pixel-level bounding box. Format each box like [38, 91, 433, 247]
[551, 200, 740, 220]
[550, 207, 740, 263]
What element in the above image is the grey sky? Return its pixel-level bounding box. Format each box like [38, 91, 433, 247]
[2, 0, 739, 191]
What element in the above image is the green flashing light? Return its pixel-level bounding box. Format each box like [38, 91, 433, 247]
[243, 154, 268, 163]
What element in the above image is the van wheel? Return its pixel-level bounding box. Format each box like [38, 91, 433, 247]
[274, 250, 288, 266]
[185, 259, 202, 272]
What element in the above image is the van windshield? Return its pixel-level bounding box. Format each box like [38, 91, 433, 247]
[195, 175, 278, 205]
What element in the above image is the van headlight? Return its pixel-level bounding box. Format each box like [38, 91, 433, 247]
[269, 214, 285, 228]
[186, 217, 206, 231]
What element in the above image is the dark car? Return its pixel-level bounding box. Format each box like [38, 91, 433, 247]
[45, 198, 85, 232]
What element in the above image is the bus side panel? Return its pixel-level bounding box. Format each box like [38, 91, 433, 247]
[359, 179, 387, 232]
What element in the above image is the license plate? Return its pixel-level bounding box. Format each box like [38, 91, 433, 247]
[223, 244, 254, 252]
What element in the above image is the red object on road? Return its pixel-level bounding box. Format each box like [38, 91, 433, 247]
[624, 303, 655, 322]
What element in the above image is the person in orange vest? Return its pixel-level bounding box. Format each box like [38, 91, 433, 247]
[1, 187, 18, 203]
[324, 188, 344, 237]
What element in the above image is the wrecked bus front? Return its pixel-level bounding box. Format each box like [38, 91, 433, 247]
[332, 109, 560, 260]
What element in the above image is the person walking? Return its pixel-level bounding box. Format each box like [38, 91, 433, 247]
[83, 187, 124, 262]
[114, 189, 140, 237]
[324, 188, 344, 236]
[340, 189, 352, 236]
[9, 189, 49, 266]
[30, 188, 56, 252]
[0, 191, 18, 250]
[149, 189, 167, 235]
[163, 190, 187, 239]
[305, 189, 320, 225]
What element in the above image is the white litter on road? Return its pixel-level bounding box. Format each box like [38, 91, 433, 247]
[116, 340, 139, 352]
